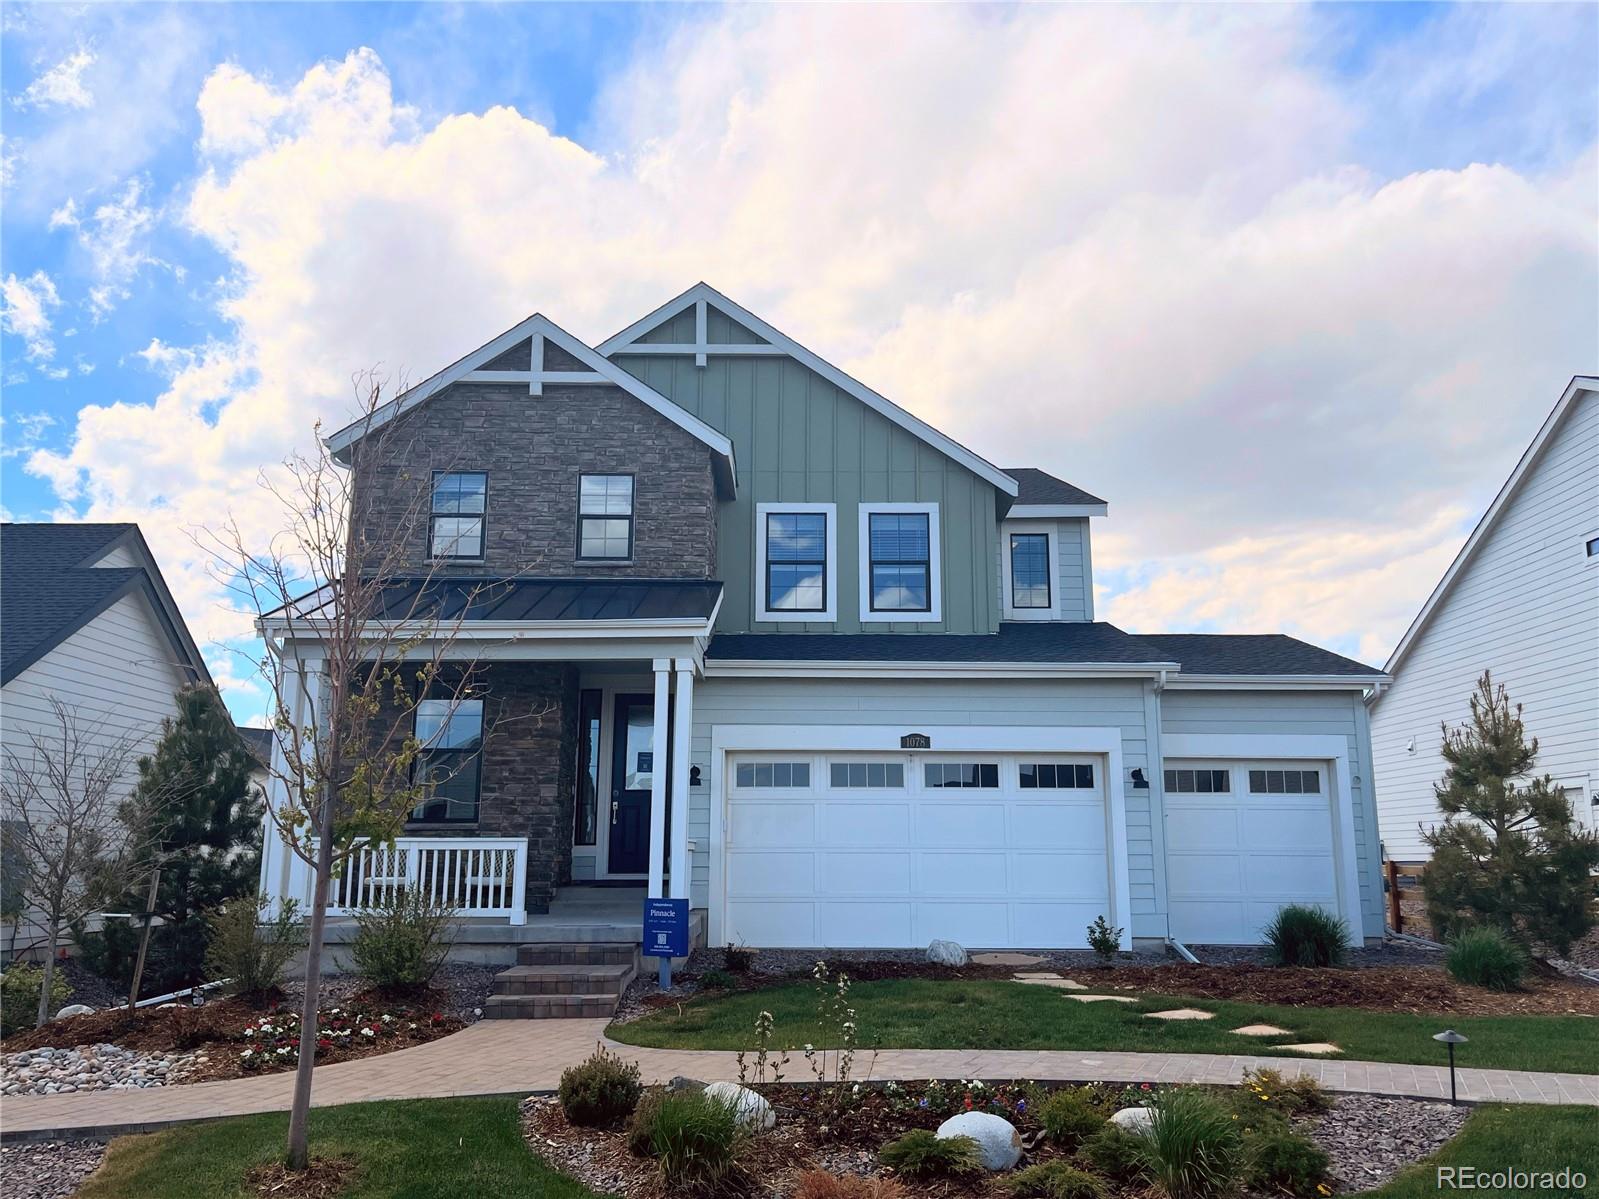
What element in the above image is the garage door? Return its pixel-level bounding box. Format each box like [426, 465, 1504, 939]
[724, 752, 1111, 949]
[1163, 761, 1339, 944]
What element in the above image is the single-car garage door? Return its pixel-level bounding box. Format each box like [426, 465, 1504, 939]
[724, 752, 1113, 949]
[1163, 761, 1339, 944]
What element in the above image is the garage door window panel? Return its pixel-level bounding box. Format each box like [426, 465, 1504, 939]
[734, 761, 812, 789]
[1020, 762, 1095, 789]
[924, 762, 999, 789]
[1249, 768, 1321, 795]
[830, 761, 906, 789]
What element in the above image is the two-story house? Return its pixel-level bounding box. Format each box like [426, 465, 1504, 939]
[257, 283, 1388, 971]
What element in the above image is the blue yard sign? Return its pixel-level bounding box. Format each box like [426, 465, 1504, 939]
[642, 897, 688, 958]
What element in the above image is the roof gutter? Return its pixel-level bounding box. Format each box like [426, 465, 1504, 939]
[703, 659, 1182, 680]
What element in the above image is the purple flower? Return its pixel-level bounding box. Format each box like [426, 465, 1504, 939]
[1017, 1099, 1028, 1113]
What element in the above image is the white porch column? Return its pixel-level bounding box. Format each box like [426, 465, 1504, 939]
[647, 659, 671, 898]
[258, 655, 307, 917]
[669, 659, 695, 901]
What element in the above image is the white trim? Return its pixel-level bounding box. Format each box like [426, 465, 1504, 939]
[600, 283, 1019, 497]
[322, 312, 737, 494]
[858, 502, 942, 624]
[1160, 733, 1364, 939]
[647, 663, 671, 898]
[604, 343, 787, 357]
[670, 659, 695, 899]
[754, 502, 837, 623]
[705, 659, 1179, 680]
[1377, 376, 1598, 689]
[707, 724, 1131, 949]
[1165, 675, 1386, 691]
[1001, 519, 1061, 621]
[1009, 503, 1108, 518]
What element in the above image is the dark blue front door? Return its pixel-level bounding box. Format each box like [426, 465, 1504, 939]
[608, 694, 655, 874]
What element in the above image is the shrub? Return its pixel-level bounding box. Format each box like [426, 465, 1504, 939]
[1446, 926, 1527, 991]
[348, 890, 456, 992]
[1006, 1161, 1107, 1199]
[723, 942, 755, 973]
[1262, 904, 1350, 968]
[1085, 915, 1122, 962]
[1076, 1124, 1148, 1186]
[700, 968, 738, 991]
[1038, 1087, 1106, 1149]
[0, 963, 71, 1034]
[1240, 1068, 1331, 1117]
[558, 1043, 643, 1128]
[1135, 1088, 1246, 1199]
[878, 1129, 983, 1179]
[1244, 1128, 1331, 1198]
[793, 1171, 908, 1199]
[647, 1090, 747, 1193]
[204, 896, 304, 997]
[626, 1087, 666, 1156]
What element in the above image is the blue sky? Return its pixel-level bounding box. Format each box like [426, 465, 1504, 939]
[2, 2, 1594, 720]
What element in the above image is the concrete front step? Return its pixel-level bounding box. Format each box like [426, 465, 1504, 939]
[482, 993, 621, 1020]
[493, 962, 636, 997]
[517, 941, 640, 967]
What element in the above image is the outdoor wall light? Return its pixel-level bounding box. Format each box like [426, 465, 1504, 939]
[1433, 1028, 1468, 1105]
[1130, 768, 1149, 789]
[689, 765, 703, 787]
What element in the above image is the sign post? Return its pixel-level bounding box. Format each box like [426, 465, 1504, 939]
[642, 897, 689, 990]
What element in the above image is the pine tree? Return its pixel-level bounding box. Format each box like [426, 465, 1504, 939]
[75, 686, 264, 995]
[1422, 671, 1599, 955]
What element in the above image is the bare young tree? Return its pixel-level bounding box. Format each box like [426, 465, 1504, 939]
[203, 373, 543, 1171]
[1, 699, 157, 1027]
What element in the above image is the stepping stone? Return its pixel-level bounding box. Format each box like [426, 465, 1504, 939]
[1144, 1008, 1215, 1021]
[1281, 1042, 1341, 1056]
[1012, 974, 1087, 990]
[1068, 994, 1138, 1004]
[1231, 1024, 1294, 1038]
[975, 952, 1046, 967]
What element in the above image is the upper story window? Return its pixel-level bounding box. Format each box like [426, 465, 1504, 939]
[756, 503, 836, 621]
[1010, 533, 1051, 609]
[411, 698, 484, 824]
[578, 474, 634, 561]
[429, 472, 487, 560]
[859, 503, 941, 622]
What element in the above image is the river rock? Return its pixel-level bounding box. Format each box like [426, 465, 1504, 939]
[936, 1111, 1022, 1170]
[1110, 1106, 1155, 1135]
[54, 1004, 96, 1019]
[926, 939, 969, 967]
[703, 1081, 775, 1130]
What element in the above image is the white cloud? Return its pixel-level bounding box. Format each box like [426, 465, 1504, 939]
[27, 8, 1599, 692]
[1, 269, 62, 361]
[48, 177, 167, 317]
[14, 48, 96, 111]
[1, 411, 56, 460]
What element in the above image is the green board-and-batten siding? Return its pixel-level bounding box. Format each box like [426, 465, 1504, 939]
[613, 352, 1004, 635]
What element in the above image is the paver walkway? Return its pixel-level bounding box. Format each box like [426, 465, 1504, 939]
[1, 1019, 1594, 1142]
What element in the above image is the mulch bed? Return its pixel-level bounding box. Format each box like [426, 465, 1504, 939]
[246, 1156, 360, 1199]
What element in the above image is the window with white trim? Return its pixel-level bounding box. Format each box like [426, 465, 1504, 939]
[578, 474, 634, 560]
[411, 698, 484, 823]
[734, 761, 812, 788]
[755, 503, 836, 620]
[1165, 768, 1231, 794]
[429, 472, 487, 560]
[1248, 768, 1321, 794]
[859, 503, 941, 621]
[1009, 533, 1051, 609]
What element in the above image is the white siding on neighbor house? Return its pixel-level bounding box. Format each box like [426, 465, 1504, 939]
[1370, 389, 1599, 861]
[1159, 689, 1385, 940]
[690, 675, 1160, 935]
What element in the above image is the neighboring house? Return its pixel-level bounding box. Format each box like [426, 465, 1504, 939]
[1370, 377, 1599, 863]
[257, 283, 1388, 952]
[1, 523, 211, 959]
[236, 725, 273, 799]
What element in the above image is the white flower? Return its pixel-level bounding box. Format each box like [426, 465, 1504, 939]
[804, 1044, 814, 1053]
[361, 1028, 375, 1037]
[408, 1022, 417, 1030]
[240, 1048, 253, 1057]
[381, 1014, 393, 1023]
[276, 1047, 291, 1055]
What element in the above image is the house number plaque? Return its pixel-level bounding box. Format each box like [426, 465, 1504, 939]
[900, 732, 932, 749]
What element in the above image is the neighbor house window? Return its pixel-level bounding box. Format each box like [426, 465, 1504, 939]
[411, 698, 484, 823]
[1587, 535, 1599, 558]
[1248, 768, 1321, 795]
[1009, 533, 1051, 609]
[574, 689, 601, 846]
[578, 474, 634, 560]
[429, 472, 487, 560]
[1164, 768, 1231, 794]
[862, 507, 939, 616]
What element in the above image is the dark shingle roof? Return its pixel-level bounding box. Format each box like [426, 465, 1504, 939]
[709, 621, 1177, 664]
[236, 725, 273, 766]
[1005, 467, 1106, 508]
[2, 524, 146, 684]
[371, 577, 723, 623]
[1136, 634, 1380, 676]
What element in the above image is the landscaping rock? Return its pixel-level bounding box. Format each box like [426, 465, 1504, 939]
[665, 1075, 706, 1093]
[1143, 1008, 1214, 1021]
[53, 1004, 96, 1020]
[0, 1138, 106, 1199]
[972, 952, 1044, 967]
[937, 1110, 1022, 1170]
[1282, 1042, 1341, 1055]
[1110, 1106, 1156, 1135]
[1012, 974, 1087, 990]
[1230, 1023, 1294, 1037]
[1, 1044, 198, 1095]
[1068, 993, 1137, 1003]
[926, 939, 968, 967]
[703, 1081, 775, 1130]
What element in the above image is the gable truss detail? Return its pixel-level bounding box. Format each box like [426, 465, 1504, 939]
[605, 297, 784, 366]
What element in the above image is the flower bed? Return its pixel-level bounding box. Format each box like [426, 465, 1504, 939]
[235, 1002, 454, 1072]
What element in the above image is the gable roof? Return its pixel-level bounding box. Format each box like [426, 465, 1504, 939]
[599, 283, 1019, 498]
[322, 313, 737, 495]
[236, 725, 273, 767]
[1, 523, 209, 687]
[1004, 467, 1108, 515]
[1137, 633, 1381, 677]
[1378, 375, 1598, 685]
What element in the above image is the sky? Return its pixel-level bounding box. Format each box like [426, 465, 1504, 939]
[1, 1, 1595, 724]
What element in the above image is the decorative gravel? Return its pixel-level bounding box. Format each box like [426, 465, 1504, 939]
[1, 1044, 200, 1096]
[1310, 1094, 1468, 1191]
[0, 1139, 107, 1199]
[1191, 940, 1446, 969]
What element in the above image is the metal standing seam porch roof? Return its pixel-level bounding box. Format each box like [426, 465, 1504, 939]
[366, 577, 724, 624]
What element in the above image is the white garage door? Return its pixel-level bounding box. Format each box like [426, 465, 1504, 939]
[724, 752, 1112, 949]
[1164, 761, 1339, 944]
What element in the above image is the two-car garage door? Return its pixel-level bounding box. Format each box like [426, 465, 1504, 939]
[724, 752, 1112, 949]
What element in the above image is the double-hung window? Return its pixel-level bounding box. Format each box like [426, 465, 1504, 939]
[1010, 532, 1051, 609]
[860, 503, 940, 621]
[756, 503, 835, 620]
[578, 474, 634, 561]
[411, 698, 484, 824]
[429, 472, 487, 560]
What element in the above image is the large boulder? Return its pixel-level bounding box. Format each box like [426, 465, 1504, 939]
[54, 1004, 96, 1020]
[926, 939, 969, 967]
[1110, 1106, 1155, 1135]
[936, 1111, 1022, 1171]
[703, 1081, 775, 1131]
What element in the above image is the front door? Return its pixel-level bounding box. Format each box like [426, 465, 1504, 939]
[608, 694, 657, 874]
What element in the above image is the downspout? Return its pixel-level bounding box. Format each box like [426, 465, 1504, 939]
[1165, 937, 1200, 964]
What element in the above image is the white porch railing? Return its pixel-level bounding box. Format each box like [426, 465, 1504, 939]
[289, 837, 529, 925]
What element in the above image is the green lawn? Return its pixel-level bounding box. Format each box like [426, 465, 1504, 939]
[74, 1097, 593, 1199]
[1360, 1104, 1597, 1197]
[608, 979, 1598, 1074]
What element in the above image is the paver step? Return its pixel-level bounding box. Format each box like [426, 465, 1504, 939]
[493, 962, 636, 997]
[482, 992, 621, 1020]
[516, 941, 639, 967]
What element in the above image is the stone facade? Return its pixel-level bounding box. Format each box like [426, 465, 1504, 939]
[351, 380, 719, 579]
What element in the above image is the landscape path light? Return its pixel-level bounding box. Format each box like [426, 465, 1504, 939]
[1433, 1029, 1468, 1105]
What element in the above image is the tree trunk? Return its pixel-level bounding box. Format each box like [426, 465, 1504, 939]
[35, 923, 61, 1028]
[128, 867, 162, 1012]
[285, 792, 336, 1171]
